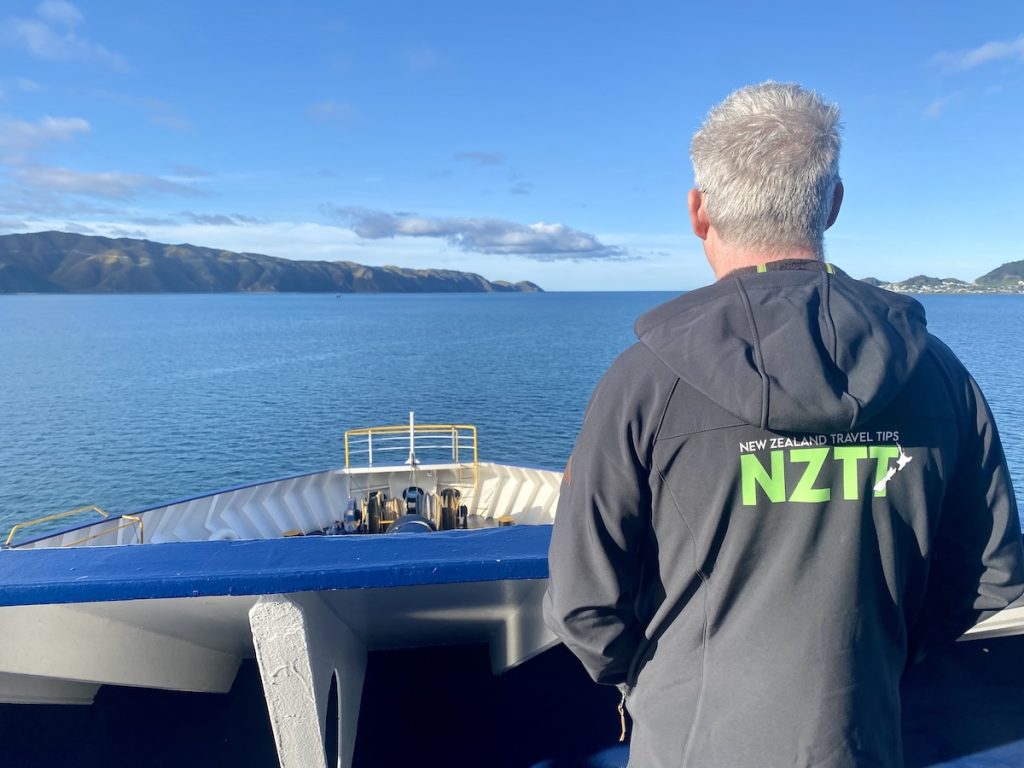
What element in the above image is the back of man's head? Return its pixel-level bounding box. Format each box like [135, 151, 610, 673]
[690, 83, 842, 257]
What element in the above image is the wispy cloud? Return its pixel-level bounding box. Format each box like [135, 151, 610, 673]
[0, 2, 126, 69]
[102, 226, 149, 239]
[933, 34, 1024, 72]
[454, 150, 505, 166]
[36, 1, 83, 27]
[509, 181, 534, 196]
[923, 92, 961, 119]
[142, 98, 193, 133]
[13, 165, 209, 200]
[181, 211, 262, 226]
[307, 99, 358, 125]
[16, 77, 42, 92]
[404, 46, 441, 72]
[0, 77, 43, 100]
[169, 163, 213, 179]
[0, 115, 89, 151]
[0, 111, 206, 213]
[100, 211, 261, 228]
[61, 219, 96, 234]
[329, 206, 630, 261]
[0, 184, 119, 216]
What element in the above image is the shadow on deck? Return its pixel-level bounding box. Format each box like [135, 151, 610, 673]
[3, 634, 1024, 767]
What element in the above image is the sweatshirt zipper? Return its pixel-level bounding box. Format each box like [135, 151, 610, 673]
[618, 689, 629, 742]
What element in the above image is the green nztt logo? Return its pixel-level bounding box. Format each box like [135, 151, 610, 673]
[741, 443, 913, 505]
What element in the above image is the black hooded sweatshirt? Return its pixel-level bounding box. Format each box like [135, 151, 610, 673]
[543, 263, 1024, 768]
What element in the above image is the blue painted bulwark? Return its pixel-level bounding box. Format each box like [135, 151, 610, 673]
[0, 526, 552, 607]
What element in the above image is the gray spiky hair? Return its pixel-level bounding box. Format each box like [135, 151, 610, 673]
[690, 83, 843, 255]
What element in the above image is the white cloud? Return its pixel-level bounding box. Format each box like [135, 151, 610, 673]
[0, 115, 89, 150]
[923, 100, 944, 119]
[0, 77, 43, 100]
[0, 115, 207, 211]
[102, 226, 149, 238]
[1, 3, 126, 69]
[168, 163, 213, 179]
[330, 207, 631, 261]
[13, 165, 207, 200]
[0, 183, 119, 216]
[15, 77, 42, 92]
[923, 93, 961, 119]
[140, 97, 192, 132]
[180, 211, 262, 226]
[61, 220, 96, 234]
[36, 1, 83, 28]
[933, 34, 1024, 71]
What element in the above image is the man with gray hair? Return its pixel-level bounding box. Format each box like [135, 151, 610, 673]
[543, 83, 1024, 767]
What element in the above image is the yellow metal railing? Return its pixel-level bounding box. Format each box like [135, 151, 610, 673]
[344, 421, 479, 491]
[61, 515, 144, 548]
[4, 506, 144, 548]
[5, 505, 108, 548]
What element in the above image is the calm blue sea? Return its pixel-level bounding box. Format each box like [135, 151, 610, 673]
[1, 292, 1022, 532]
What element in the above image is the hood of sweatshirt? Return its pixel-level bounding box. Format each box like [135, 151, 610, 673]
[634, 265, 929, 434]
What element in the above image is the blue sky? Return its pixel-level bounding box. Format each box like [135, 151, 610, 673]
[0, 1, 1021, 290]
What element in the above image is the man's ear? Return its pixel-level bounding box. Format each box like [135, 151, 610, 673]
[688, 188, 710, 240]
[825, 180, 844, 230]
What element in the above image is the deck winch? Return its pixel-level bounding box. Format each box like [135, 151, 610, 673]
[334, 487, 472, 535]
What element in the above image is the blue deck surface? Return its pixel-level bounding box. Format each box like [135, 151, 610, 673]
[0, 525, 551, 607]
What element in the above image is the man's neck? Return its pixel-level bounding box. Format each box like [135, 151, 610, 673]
[704, 233, 822, 280]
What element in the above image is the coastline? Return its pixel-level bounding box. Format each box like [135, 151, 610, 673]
[864, 279, 1024, 295]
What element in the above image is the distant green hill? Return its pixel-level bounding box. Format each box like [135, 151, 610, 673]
[861, 261, 1024, 294]
[0, 231, 543, 294]
[976, 260, 1024, 289]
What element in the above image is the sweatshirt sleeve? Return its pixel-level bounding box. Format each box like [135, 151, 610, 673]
[542, 347, 660, 686]
[914, 371, 1024, 656]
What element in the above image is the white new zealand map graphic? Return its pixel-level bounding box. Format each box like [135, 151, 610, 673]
[873, 444, 913, 493]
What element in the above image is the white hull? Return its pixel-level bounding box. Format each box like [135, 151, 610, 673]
[13, 461, 561, 549]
